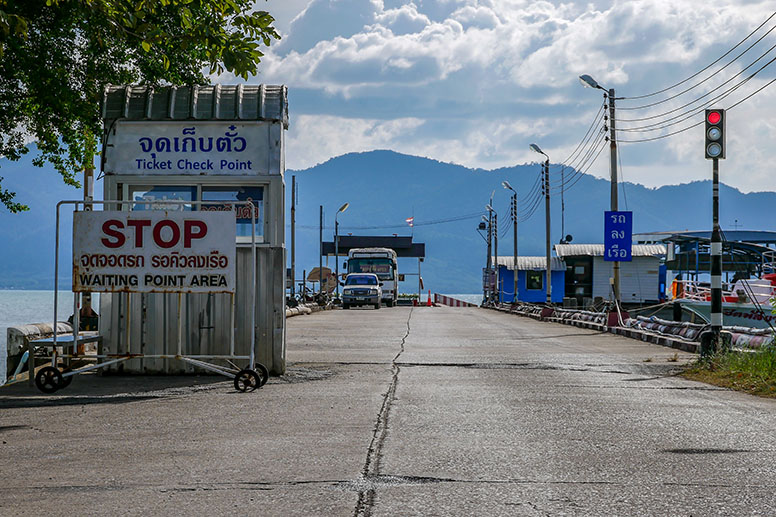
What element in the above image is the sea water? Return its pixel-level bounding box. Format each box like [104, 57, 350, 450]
[0, 290, 77, 384]
[444, 294, 483, 305]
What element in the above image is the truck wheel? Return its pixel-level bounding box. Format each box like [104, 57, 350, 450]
[374, 303, 380, 310]
[387, 300, 394, 308]
[343, 303, 350, 310]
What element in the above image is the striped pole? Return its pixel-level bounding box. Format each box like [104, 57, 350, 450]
[710, 157, 722, 348]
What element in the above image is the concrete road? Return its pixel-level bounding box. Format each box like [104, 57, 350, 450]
[2, 306, 776, 516]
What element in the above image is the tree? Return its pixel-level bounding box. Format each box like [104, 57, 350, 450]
[0, 0, 280, 212]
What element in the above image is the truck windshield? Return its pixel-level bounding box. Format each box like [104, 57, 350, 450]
[346, 276, 378, 286]
[348, 259, 393, 280]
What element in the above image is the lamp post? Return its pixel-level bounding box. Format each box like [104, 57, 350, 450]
[334, 202, 349, 300]
[502, 181, 518, 302]
[530, 143, 552, 304]
[580, 73, 620, 303]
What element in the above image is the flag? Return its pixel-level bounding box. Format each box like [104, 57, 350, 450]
[405, 217, 414, 227]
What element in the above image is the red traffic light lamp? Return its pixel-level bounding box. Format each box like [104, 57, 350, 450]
[705, 109, 725, 160]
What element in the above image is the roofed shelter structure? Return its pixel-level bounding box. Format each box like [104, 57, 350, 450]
[98, 84, 289, 375]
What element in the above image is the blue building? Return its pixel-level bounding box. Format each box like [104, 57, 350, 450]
[495, 256, 566, 303]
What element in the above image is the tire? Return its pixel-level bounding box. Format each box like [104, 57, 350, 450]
[254, 363, 270, 387]
[234, 369, 260, 392]
[60, 368, 73, 388]
[35, 366, 63, 394]
[343, 303, 350, 310]
[387, 300, 394, 308]
[374, 303, 380, 310]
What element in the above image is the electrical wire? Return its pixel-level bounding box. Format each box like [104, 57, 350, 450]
[618, 11, 776, 99]
[616, 45, 776, 132]
[617, 16, 776, 110]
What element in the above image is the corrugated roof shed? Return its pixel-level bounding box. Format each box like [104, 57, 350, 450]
[495, 256, 566, 271]
[554, 244, 666, 258]
[102, 84, 288, 128]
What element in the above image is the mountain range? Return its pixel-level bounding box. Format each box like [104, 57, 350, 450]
[0, 147, 774, 293]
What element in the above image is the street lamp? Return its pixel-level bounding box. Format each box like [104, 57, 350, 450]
[334, 202, 349, 300]
[502, 180, 518, 303]
[580, 73, 620, 303]
[530, 143, 552, 305]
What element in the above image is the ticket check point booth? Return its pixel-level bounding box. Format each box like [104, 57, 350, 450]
[97, 84, 288, 376]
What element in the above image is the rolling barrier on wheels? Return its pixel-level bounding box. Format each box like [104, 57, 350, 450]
[434, 294, 478, 307]
[28, 199, 269, 394]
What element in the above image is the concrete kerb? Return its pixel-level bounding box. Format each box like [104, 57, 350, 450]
[488, 304, 700, 354]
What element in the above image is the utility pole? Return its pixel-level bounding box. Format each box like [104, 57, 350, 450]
[512, 193, 518, 301]
[319, 205, 323, 294]
[486, 210, 493, 301]
[544, 159, 552, 304]
[290, 175, 296, 297]
[560, 166, 565, 242]
[608, 88, 620, 303]
[494, 212, 499, 303]
[711, 157, 722, 342]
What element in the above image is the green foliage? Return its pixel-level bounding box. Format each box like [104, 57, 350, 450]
[0, 0, 279, 212]
[684, 346, 776, 397]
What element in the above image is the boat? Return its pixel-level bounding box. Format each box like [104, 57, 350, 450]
[674, 274, 776, 329]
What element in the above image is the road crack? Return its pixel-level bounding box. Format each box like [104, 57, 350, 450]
[353, 308, 412, 517]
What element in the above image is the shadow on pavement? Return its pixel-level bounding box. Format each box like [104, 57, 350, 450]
[0, 373, 230, 409]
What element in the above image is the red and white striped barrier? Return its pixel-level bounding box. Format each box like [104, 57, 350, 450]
[434, 294, 478, 307]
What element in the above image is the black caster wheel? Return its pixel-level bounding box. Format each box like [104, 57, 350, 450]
[35, 366, 63, 394]
[60, 368, 73, 388]
[234, 369, 260, 392]
[254, 363, 269, 387]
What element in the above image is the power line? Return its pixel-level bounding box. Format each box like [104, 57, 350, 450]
[615, 44, 776, 132]
[620, 11, 776, 101]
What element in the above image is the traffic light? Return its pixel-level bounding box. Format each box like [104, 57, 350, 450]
[705, 109, 725, 159]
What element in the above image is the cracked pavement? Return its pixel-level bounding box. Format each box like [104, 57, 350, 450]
[2, 306, 776, 515]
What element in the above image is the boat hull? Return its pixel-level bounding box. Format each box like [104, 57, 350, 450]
[680, 300, 776, 329]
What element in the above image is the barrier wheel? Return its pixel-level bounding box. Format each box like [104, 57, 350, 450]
[234, 369, 260, 392]
[35, 366, 63, 394]
[254, 363, 270, 387]
[60, 368, 73, 388]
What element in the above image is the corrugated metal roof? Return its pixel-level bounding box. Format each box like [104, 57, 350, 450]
[102, 84, 288, 128]
[495, 256, 566, 271]
[554, 244, 666, 258]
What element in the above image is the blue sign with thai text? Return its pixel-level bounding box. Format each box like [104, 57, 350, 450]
[604, 211, 632, 262]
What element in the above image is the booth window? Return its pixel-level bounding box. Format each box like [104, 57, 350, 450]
[130, 186, 195, 211]
[526, 271, 544, 290]
[201, 186, 264, 243]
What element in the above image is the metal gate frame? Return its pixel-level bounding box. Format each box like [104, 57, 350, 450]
[32, 198, 268, 393]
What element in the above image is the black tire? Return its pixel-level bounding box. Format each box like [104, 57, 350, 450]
[35, 366, 63, 394]
[254, 363, 270, 387]
[343, 303, 350, 310]
[374, 303, 380, 310]
[387, 300, 394, 308]
[234, 369, 260, 392]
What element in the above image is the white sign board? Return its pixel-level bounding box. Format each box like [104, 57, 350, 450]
[104, 121, 273, 176]
[73, 211, 236, 293]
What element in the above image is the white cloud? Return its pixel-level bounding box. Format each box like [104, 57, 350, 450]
[244, 0, 776, 192]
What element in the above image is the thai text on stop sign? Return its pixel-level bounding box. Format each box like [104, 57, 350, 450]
[73, 210, 236, 294]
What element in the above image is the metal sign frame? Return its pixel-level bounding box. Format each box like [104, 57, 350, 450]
[33, 198, 266, 393]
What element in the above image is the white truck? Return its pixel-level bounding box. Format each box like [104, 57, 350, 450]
[346, 248, 399, 307]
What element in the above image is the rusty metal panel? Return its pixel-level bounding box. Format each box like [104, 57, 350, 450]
[102, 84, 289, 128]
[100, 245, 286, 374]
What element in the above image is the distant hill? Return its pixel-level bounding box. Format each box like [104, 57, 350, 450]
[285, 150, 776, 294]
[0, 147, 773, 292]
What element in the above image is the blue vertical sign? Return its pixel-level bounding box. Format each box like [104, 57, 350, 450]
[604, 211, 632, 261]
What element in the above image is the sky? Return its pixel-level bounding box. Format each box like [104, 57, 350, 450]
[242, 0, 776, 193]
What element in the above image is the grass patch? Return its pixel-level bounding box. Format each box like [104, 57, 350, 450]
[682, 346, 776, 398]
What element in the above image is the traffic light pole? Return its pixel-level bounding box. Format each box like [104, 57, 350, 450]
[710, 157, 723, 345]
[608, 88, 620, 304]
[494, 212, 499, 303]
